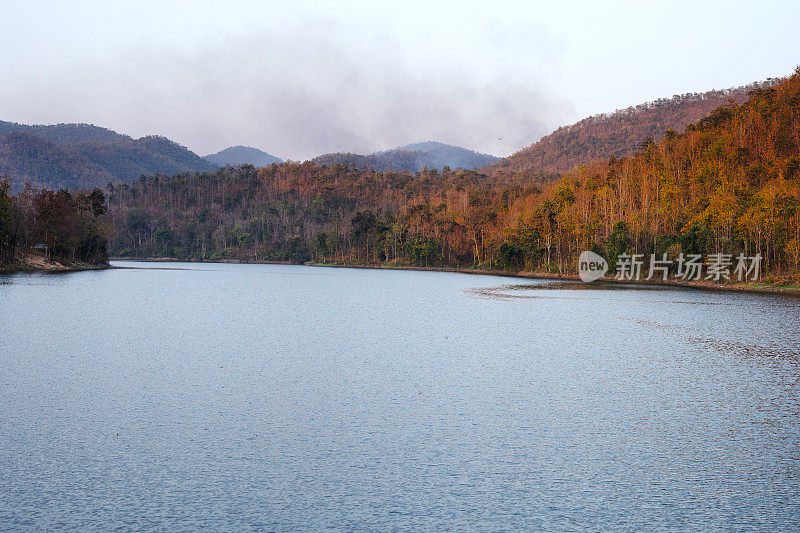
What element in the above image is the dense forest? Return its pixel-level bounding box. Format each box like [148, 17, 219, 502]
[0, 178, 109, 269]
[4, 71, 797, 283]
[104, 69, 800, 283]
[486, 81, 776, 177]
[538, 71, 800, 277]
[105, 164, 501, 265]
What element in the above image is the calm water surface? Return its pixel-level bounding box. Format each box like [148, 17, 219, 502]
[1, 261, 799, 531]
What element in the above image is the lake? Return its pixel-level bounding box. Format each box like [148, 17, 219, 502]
[1, 261, 799, 531]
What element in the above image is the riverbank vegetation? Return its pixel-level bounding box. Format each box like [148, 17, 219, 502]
[103, 70, 800, 284]
[0, 179, 109, 272]
[6, 70, 797, 283]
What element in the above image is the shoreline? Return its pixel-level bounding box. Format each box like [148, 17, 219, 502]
[110, 256, 800, 296]
[0, 263, 109, 274]
[0, 252, 109, 274]
[309, 262, 800, 296]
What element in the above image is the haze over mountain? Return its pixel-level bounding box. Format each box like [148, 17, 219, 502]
[204, 146, 283, 167]
[312, 141, 499, 172]
[0, 77, 785, 193]
[486, 81, 777, 177]
[0, 120, 216, 191]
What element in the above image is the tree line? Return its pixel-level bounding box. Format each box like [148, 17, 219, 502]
[103, 69, 800, 283]
[0, 179, 109, 268]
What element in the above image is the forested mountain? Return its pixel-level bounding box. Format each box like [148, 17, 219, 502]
[487, 81, 779, 178]
[204, 145, 283, 167]
[0, 120, 130, 145]
[76, 136, 216, 182]
[104, 68, 800, 283]
[531, 72, 800, 277]
[312, 141, 499, 172]
[0, 121, 216, 191]
[0, 132, 113, 190]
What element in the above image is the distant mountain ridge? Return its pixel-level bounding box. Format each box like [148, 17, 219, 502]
[0, 131, 113, 190]
[204, 145, 283, 167]
[2, 78, 781, 191]
[487, 80, 781, 177]
[0, 120, 215, 191]
[0, 120, 131, 145]
[313, 141, 499, 172]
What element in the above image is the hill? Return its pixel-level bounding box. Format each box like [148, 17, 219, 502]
[0, 120, 130, 145]
[487, 81, 779, 177]
[104, 69, 800, 284]
[204, 145, 283, 167]
[0, 121, 216, 190]
[77, 136, 216, 182]
[501, 69, 800, 276]
[0, 132, 113, 190]
[313, 141, 499, 172]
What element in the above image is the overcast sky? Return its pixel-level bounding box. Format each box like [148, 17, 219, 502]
[1, 0, 798, 160]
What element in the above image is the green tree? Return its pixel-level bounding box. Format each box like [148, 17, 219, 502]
[497, 242, 524, 270]
[0, 178, 14, 263]
[606, 222, 630, 270]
